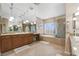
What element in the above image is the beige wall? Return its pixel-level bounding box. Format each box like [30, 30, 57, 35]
[66, 4, 77, 34]
[36, 16, 65, 49]
[65, 3, 79, 55]
[0, 17, 8, 33]
[36, 18, 44, 34]
[41, 36, 65, 47]
[36, 15, 65, 35]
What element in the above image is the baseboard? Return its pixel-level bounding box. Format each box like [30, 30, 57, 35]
[0, 52, 1, 56]
[64, 51, 71, 56]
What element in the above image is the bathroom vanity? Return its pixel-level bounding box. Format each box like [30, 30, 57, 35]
[0, 32, 33, 53]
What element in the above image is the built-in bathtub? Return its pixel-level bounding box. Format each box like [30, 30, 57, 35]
[40, 35, 65, 47]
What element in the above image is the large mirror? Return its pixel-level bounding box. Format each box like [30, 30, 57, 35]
[72, 14, 79, 36]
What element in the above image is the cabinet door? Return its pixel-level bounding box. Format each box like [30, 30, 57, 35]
[0, 37, 1, 52]
[25, 34, 33, 44]
[12, 35, 25, 48]
[0, 24, 2, 33]
[1, 36, 12, 53]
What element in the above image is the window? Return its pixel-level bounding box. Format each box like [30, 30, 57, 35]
[44, 23, 57, 35]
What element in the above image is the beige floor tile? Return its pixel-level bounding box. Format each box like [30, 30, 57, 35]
[2, 41, 66, 56]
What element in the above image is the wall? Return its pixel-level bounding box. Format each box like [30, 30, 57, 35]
[36, 15, 65, 35]
[36, 18, 44, 34]
[0, 3, 65, 32]
[0, 4, 1, 16]
[36, 15, 65, 49]
[36, 3, 65, 35]
[66, 4, 77, 34]
[43, 17, 56, 35]
[56, 16, 66, 38]
[37, 3, 65, 19]
[65, 3, 79, 55]
[0, 17, 8, 33]
[41, 36, 65, 47]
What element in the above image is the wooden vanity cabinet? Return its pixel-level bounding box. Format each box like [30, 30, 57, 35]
[0, 33, 33, 53]
[0, 37, 1, 52]
[1, 36, 13, 53]
[12, 34, 33, 48]
[12, 35, 25, 48]
[24, 34, 33, 44]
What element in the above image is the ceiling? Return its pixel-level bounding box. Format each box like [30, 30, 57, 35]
[0, 3, 65, 25]
[0, 3, 38, 21]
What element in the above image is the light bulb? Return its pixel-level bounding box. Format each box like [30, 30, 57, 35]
[25, 20, 29, 22]
[73, 17, 77, 20]
[31, 22, 33, 25]
[34, 22, 36, 24]
[9, 17, 14, 21]
[77, 7, 79, 10]
[23, 21, 26, 24]
[73, 47, 77, 51]
[23, 20, 29, 24]
[75, 12, 79, 16]
[10, 25, 12, 27]
[17, 25, 20, 27]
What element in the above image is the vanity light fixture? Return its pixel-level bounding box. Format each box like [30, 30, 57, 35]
[23, 21, 26, 24]
[25, 20, 29, 23]
[9, 25, 13, 27]
[9, 17, 14, 21]
[31, 22, 33, 25]
[75, 11, 79, 16]
[77, 7, 79, 11]
[73, 17, 77, 21]
[34, 21, 36, 24]
[23, 20, 29, 24]
[73, 47, 77, 51]
[75, 6, 79, 16]
[9, 3, 14, 22]
[17, 25, 20, 27]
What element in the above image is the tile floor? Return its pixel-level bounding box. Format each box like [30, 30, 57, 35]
[1, 41, 67, 56]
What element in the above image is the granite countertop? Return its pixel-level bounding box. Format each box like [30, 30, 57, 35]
[0, 32, 33, 36]
[41, 35, 55, 37]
